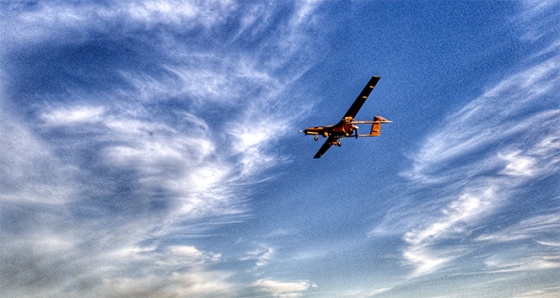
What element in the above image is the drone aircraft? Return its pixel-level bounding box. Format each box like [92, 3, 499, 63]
[302, 75, 391, 158]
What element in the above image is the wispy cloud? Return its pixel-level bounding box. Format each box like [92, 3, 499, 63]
[362, 287, 394, 297]
[0, 101, 79, 204]
[0, 0, 326, 296]
[41, 105, 106, 126]
[518, 0, 560, 42]
[241, 244, 276, 268]
[397, 75, 559, 276]
[372, 1, 560, 278]
[484, 255, 560, 273]
[514, 286, 560, 298]
[476, 210, 560, 275]
[254, 279, 317, 298]
[477, 212, 560, 243]
[402, 186, 498, 276]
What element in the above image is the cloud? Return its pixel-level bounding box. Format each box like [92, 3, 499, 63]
[475, 211, 560, 275]
[515, 286, 560, 298]
[397, 87, 559, 277]
[518, 0, 560, 42]
[362, 287, 394, 297]
[41, 105, 106, 126]
[125, 0, 234, 28]
[167, 245, 222, 263]
[402, 186, 497, 276]
[498, 150, 538, 177]
[1, 228, 234, 297]
[91, 244, 233, 298]
[0, 100, 79, 204]
[484, 255, 560, 272]
[476, 212, 560, 243]
[254, 279, 316, 298]
[0, 0, 326, 296]
[389, 112, 559, 276]
[372, 3, 560, 278]
[241, 245, 276, 268]
[1, 1, 235, 46]
[403, 55, 560, 184]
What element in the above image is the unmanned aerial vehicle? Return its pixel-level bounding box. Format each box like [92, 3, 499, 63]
[302, 75, 391, 158]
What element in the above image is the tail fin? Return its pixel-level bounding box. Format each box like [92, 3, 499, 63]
[369, 116, 391, 136]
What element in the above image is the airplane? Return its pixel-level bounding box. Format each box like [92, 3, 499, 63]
[302, 75, 391, 158]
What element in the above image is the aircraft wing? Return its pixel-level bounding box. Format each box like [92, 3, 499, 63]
[313, 136, 337, 159]
[343, 76, 381, 119]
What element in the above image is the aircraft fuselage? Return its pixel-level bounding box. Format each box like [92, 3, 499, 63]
[303, 117, 356, 138]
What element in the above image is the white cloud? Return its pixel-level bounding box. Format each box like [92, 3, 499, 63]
[0, 0, 240, 46]
[126, 0, 199, 24]
[362, 287, 394, 297]
[476, 212, 560, 243]
[397, 108, 559, 277]
[166, 245, 222, 265]
[378, 9, 560, 277]
[38, 106, 247, 224]
[290, 0, 322, 27]
[402, 246, 452, 277]
[241, 245, 276, 268]
[515, 286, 560, 298]
[484, 255, 560, 272]
[536, 240, 560, 247]
[498, 150, 538, 177]
[90, 242, 231, 297]
[402, 186, 496, 276]
[0, 1, 327, 296]
[160, 61, 276, 105]
[255, 279, 316, 298]
[518, 0, 560, 42]
[404, 57, 560, 184]
[0, 103, 78, 204]
[99, 269, 234, 298]
[41, 105, 105, 125]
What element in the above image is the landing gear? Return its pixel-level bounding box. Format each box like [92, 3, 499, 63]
[314, 135, 319, 141]
[331, 140, 342, 147]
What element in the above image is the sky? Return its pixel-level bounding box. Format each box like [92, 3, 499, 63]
[0, 1, 559, 297]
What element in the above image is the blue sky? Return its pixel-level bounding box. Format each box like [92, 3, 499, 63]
[1, 1, 559, 297]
